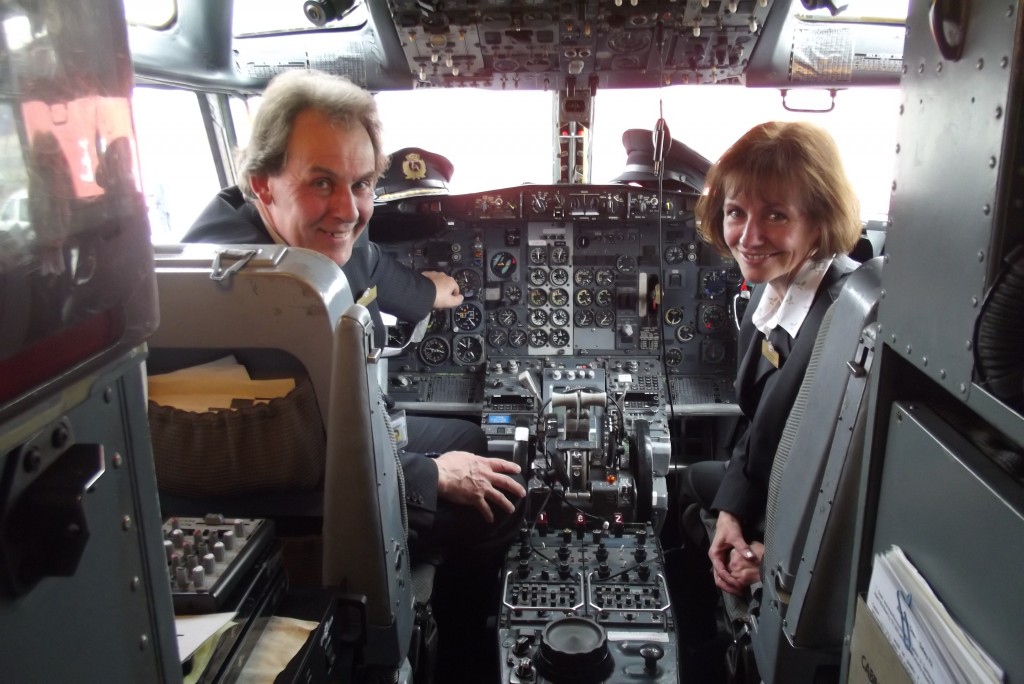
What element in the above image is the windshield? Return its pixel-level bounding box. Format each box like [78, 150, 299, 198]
[590, 85, 900, 220]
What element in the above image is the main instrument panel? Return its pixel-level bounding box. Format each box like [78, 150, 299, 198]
[374, 184, 742, 419]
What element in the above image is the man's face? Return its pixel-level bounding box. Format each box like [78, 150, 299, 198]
[251, 109, 376, 266]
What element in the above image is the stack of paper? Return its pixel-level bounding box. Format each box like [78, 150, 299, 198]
[867, 545, 1003, 684]
[148, 356, 295, 412]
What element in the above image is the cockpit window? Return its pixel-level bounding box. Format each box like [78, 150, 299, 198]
[123, 0, 176, 30]
[797, 0, 909, 22]
[592, 85, 900, 221]
[374, 89, 556, 194]
[232, 0, 368, 36]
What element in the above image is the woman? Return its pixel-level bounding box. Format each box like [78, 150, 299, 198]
[691, 121, 862, 595]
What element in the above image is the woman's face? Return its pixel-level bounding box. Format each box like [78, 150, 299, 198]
[722, 185, 820, 291]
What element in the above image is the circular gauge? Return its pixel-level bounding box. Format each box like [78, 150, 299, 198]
[664, 245, 685, 264]
[529, 191, 549, 215]
[595, 309, 614, 328]
[607, 193, 625, 215]
[453, 268, 482, 298]
[664, 307, 683, 326]
[387, 323, 409, 348]
[487, 328, 508, 347]
[550, 246, 569, 265]
[549, 268, 569, 286]
[549, 288, 569, 307]
[528, 287, 547, 307]
[700, 304, 726, 332]
[550, 328, 570, 347]
[508, 329, 528, 348]
[595, 269, 615, 286]
[497, 308, 518, 327]
[574, 267, 594, 286]
[616, 254, 637, 274]
[528, 329, 548, 347]
[453, 302, 482, 331]
[701, 270, 728, 299]
[596, 289, 613, 307]
[489, 251, 517, 277]
[550, 308, 570, 327]
[528, 267, 548, 286]
[529, 308, 548, 326]
[574, 309, 594, 327]
[418, 336, 450, 365]
[702, 337, 727, 364]
[665, 348, 683, 367]
[427, 309, 449, 333]
[676, 324, 696, 342]
[453, 335, 484, 364]
[505, 284, 522, 304]
[575, 289, 593, 307]
[725, 267, 743, 285]
[529, 246, 547, 265]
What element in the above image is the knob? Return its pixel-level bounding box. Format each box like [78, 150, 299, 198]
[234, 519, 246, 538]
[222, 530, 235, 550]
[640, 643, 664, 674]
[174, 565, 189, 589]
[637, 562, 651, 581]
[396, 375, 412, 387]
[514, 657, 534, 678]
[634, 545, 647, 562]
[513, 636, 532, 657]
[598, 561, 610, 579]
[565, 370, 576, 380]
[557, 544, 571, 561]
[517, 559, 531, 578]
[552, 370, 562, 380]
[213, 541, 226, 562]
[596, 543, 609, 562]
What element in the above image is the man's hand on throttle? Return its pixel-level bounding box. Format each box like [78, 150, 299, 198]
[434, 451, 525, 523]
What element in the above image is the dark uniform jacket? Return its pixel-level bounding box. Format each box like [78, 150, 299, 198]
[711, 255, 858, 525]
[183, 186, 442, 536]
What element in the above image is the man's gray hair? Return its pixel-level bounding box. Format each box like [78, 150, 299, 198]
[237, 70, 387, 200]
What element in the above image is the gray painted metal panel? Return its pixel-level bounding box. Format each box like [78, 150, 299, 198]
[872, 401, 1024, 682]
[881, 0, 1023, 401]
[0, 354, 181, 682]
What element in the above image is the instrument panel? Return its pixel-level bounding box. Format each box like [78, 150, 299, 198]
[372, 185, 741, 415]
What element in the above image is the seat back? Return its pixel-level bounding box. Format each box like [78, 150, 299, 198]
[324, 303, 416, 667]
[149, 243, 350, 517]
[149, 243, 415, 671]
[751, 256, 884, 683]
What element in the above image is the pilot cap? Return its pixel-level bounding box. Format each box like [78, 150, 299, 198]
[611, 128, 711, 193]
[376, 147, 454, 201]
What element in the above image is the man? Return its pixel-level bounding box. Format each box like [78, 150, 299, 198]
[183, 69, 525, 561]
